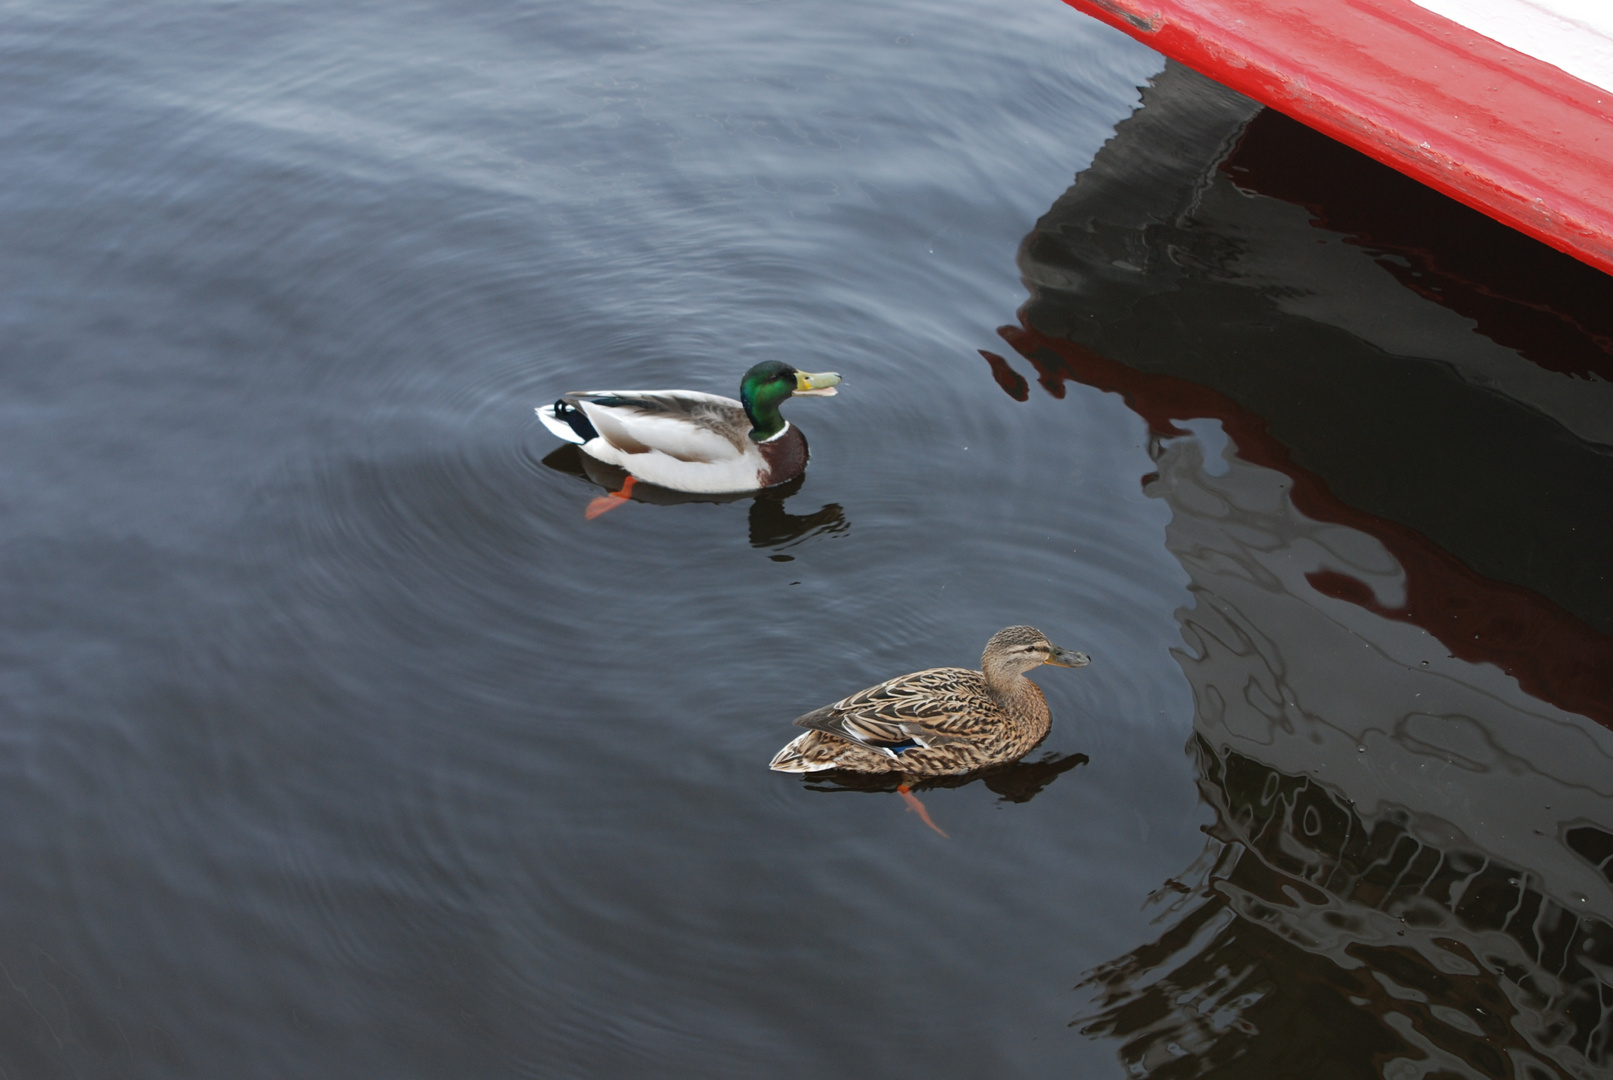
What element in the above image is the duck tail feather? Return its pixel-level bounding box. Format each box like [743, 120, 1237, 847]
[769, 735, 837, 773]
[536, 399, 598, 444]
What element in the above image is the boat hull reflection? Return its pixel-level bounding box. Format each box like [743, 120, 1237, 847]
[1077, 737, 1613, 1079]
[993, 57, 1613, 1078]
[1062, 430, 1613, 1078]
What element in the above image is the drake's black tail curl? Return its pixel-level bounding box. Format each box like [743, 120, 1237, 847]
[553, 399, 599, 443]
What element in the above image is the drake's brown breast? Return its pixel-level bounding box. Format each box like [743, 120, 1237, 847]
[756, 425, 808, 488]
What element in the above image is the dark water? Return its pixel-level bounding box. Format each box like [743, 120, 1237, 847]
[2, 2, 1611, 1078]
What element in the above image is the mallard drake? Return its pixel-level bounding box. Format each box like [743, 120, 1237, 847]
[535, 361, 841, 495]
[769, 626, 1090, 777]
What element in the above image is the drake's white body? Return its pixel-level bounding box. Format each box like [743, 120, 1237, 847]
[537, 389, 787, 494]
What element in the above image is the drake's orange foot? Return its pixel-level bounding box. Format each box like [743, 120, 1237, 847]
[896, 783, 949, 838]
[584, 475, 638, 519]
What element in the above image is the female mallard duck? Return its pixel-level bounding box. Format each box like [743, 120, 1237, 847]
[536, 361, 841, 494]
[769, 626, 1090, 777]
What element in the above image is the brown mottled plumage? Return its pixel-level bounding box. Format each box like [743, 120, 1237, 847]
[768, 626, 1091, 777]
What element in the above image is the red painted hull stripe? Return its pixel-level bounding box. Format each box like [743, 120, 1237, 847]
[1061, 0, 1613, 277]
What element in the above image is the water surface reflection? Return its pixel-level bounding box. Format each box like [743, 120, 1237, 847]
[1067, 429, 1613, 1079]
[995, 58, 1613, 1080]
[803, 750, 1089, 803]
[1078, 738, 1613, 1080]
[540, 443, 849, 555]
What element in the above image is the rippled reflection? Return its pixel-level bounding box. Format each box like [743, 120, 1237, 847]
[993, 56, 1613, 1080]
[541, 443, 849, 554]
[1076, 738, 1613, 1079]
[1072, 430, 1613, 1078]
[980, 361, 1613, 1077]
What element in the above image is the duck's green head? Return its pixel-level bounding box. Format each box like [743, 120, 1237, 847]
[739, 361, 841, 442]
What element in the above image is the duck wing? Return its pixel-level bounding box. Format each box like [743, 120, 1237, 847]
[792, 667, 994, 753]
[566, 390, 751, 463]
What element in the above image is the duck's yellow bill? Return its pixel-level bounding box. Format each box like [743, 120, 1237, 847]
[794, 370, 841, 396]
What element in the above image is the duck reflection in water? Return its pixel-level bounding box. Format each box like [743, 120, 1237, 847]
[802, 749, 1089, 800]
[540, 444, 848, 554]
[793, 752, 1090, 838]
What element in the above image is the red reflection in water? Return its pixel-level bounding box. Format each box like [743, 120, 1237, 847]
[977, 349, 1028, 401]
[1223, 109, 1613, 382]
[993, 320, 1613, 729]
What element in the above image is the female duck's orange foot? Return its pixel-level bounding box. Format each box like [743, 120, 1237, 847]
[897, 783, 949, 838]
[584, 476, 638, 519]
